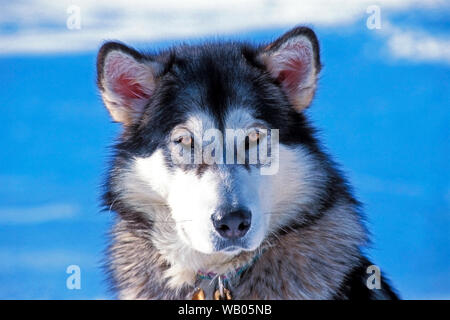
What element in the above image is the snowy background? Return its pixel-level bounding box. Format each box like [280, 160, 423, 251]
[0, 0, 449, 299]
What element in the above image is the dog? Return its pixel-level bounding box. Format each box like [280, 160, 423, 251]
[96, 26, 398, 299]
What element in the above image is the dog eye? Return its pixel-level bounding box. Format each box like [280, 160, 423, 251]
[248, 130, 259, 143]
[175, 135, 193, 146]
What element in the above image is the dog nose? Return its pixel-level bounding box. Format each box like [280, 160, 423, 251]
[212, 209, 252, 240]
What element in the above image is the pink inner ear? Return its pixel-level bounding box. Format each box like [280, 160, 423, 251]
[114, 74, 149, 100]
[106, 54, 151, 102]
[274, 41, 312, 94]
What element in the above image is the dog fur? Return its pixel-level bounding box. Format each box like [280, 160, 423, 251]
[96, 26, 399, 300]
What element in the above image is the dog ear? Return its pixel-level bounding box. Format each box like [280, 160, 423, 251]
[96, 42, 162, 125]
[259, 27, 321, 112]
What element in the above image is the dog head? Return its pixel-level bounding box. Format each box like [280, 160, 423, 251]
[97, 27, 322, 256]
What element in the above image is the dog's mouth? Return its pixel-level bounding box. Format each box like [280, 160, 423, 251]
[221, 245, 243, 253]
[213, 238, 250, 254]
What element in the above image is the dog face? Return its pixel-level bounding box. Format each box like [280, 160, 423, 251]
[97, 27, 322, 255]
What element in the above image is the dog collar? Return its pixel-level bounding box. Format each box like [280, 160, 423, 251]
[192, 251, 264, 300]
[196, 262, 250, 281]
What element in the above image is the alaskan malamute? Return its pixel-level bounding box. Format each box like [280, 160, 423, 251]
[97, 26, 398, 299]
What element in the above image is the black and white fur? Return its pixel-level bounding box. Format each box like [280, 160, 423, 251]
[96, 26, 399, 300]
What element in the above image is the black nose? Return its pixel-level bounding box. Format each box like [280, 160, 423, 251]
[212, 209, 252, 240]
